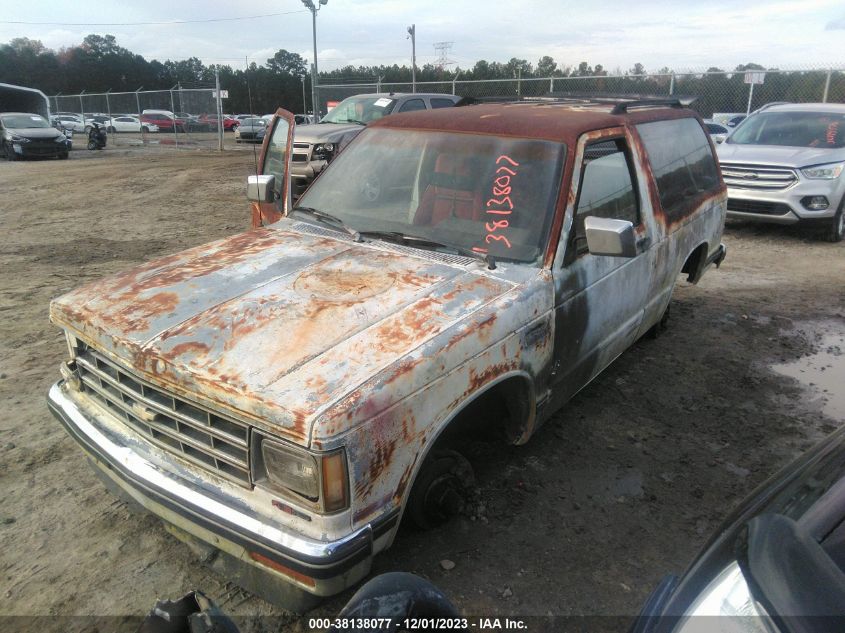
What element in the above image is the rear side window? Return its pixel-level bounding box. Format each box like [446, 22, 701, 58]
[636, 118, 720, 221]
[431, 98, 457, 109]
[399, 98, 426, 113]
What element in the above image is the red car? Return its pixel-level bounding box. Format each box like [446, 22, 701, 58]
[140, 112, 186, 132]
[197, 113, 238, 131]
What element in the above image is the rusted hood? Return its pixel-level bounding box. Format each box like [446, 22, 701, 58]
[51, 226, 514, 445]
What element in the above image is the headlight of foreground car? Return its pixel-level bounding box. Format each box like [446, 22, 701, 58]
[256, 435, 349, 513]
[312, 143, 334, 161]
[674, 562, 772, 633]
[801, 161, 844, 179]
[10, 134, 31, 143]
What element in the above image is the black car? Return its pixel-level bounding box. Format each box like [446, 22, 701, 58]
[634, 425, 845, 633]
[1, 112, 71, 160]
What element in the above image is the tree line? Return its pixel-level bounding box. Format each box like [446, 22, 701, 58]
[1, 34, 840, 116]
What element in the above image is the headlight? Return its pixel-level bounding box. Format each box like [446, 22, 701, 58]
[256, 436, 349, 513]
[312, 143, 335, 160]
[10, 134, 31, 143]
[801, 161, 844, 179]
[674, 562, 772, 633]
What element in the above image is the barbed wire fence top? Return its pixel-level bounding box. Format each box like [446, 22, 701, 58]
[316, 66, 845, 119]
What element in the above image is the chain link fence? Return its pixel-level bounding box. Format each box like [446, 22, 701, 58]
[316, 67, 845, 120]
[50, 88, 227, 149]
[51, 67, 845, 153]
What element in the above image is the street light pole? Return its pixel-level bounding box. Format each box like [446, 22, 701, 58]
[302, 0, 328, 119]
[407, 24, 416, 93]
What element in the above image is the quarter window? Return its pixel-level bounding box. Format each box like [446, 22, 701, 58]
[571, 139, 640, 257]
[636, 118, 720, 221]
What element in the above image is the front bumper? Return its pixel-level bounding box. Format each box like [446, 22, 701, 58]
[47, 380, 396, 608]
[726, 181, 843, 225]
[11, 141, 69, 158]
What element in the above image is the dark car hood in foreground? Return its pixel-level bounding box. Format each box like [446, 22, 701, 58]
[50, 225, 513, 444]
[648, 423, 845, 624]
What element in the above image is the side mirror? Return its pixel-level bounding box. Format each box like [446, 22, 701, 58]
[247, 174, 275, 203]
[584, 216, 637, 257]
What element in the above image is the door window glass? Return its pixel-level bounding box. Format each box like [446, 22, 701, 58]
[571, 139, 640, 257]
[263, 117, 291, 199]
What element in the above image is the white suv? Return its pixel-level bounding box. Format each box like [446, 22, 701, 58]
[717, 103, 845, 242]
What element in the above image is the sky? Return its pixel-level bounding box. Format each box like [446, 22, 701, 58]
[2, 0, 844, 76]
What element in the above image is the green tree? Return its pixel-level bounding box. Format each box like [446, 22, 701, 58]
[266, 50, 307, 77]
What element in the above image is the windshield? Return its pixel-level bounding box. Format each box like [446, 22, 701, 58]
[321, 96, 396, 125]
[2, 114, 49, 129]
[728, 111, 845, 148]
[294, 128, 566, 265]
[242, 118, 264, 126]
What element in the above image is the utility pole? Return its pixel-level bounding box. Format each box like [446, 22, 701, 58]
[407, 24, 416, 92]
[215, 66, 223, 151]
[302, 0, 328, 118]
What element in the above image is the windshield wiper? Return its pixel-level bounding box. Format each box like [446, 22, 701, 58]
[291, 207, 362, 241]
[358, 230, 497, 270]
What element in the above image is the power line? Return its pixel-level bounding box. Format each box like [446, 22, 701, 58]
[0, 10, 307, 27]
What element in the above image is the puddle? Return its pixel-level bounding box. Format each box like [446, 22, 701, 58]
[772, 332, 845, 421]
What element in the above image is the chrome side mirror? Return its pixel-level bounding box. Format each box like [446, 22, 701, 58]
[584, 216, 637, 258]
[246, 174, 275, 203]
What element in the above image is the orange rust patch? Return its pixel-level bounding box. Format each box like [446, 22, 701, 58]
[166, 341, 211, 358]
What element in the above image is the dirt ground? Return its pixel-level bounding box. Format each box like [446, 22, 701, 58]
[0, 148, 843, 632]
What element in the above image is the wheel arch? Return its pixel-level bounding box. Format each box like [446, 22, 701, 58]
[681, 240, 710, 283]
[392, 370, 537, 528]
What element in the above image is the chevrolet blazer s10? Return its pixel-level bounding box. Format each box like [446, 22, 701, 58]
[47, 97, 727, 609]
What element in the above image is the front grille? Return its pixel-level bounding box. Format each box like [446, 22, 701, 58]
[720, 162, 798, 191]
[23, 143, 62, 155]
[75, 348, 251, 486]
[727, 199, 793, 216]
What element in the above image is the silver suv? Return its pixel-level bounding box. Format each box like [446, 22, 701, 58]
[291, 93, 460, 197]
[717, 103, 845, 242]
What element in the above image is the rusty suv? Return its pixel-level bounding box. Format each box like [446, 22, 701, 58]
[48, 97, 727, 610]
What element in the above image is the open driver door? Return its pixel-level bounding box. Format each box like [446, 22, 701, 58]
[246, 108, 295, 228]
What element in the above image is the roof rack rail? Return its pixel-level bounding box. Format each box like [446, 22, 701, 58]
[455, 93, 697, 111]
[543, 92, 696, 113]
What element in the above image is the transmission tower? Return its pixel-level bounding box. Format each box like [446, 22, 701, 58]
[433, 41, 455, 70]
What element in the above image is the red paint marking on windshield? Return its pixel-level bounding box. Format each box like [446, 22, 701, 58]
[475, 155, 520, 254]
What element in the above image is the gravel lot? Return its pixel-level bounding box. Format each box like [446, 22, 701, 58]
[0, 148, 843, 631]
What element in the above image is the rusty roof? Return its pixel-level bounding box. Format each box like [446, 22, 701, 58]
[372, 100, 699, 144]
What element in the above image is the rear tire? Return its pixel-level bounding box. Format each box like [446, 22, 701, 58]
[406, 449, 474, 530]
[823, 204, 844, 243]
